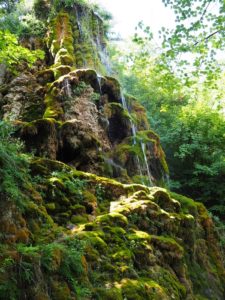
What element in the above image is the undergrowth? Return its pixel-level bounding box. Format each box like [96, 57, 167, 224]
[0, 121, 31, 209]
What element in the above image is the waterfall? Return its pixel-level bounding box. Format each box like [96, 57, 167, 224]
[104, 158, 124, 177]
[97, 74, 102, 95]
[120, 92, 153, 186]
[164, 173, 170, 188]
[98, 49, 112, 74]
[121, 94, 128, 110]
[63, 78, 72, 98]
[75, 9, 82, 38]
[93, 12, 101, 48]
[140, 142, 153, 186]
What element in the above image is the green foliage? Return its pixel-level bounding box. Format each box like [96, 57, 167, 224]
[18, 14, 46, 38]
[95, 183, 105, 202]
[45, 0, 89, 18]
[34, 0, 51, 20]
[0, 257, 18, 300]
[41, 238, 91, 298]
[0, 239, 90, 299]
[51, 170, 87, 201]
[72, 81, 88, 96]
[91, 92, 100, 103]
[0, 0, 19, 13]
[110, 27, 225, 221]
[54, 0, 87, 9]
[164, 103, 225, 212]
[0, 0, 46, 38]
[160, 0, 225, 82]
[0, 121, 31, 208]
[0, 30, 44, 72]
[211, 214, 225, 247]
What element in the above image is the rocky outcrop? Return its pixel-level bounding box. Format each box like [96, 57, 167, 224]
[0, 158, 224, 299]
[1, 5, 168, 186]
[0, 1, 224, 300]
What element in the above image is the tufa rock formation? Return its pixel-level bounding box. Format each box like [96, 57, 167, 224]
[0, 1, 224, 299]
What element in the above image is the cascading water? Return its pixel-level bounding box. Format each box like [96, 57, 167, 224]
[121, 94, 128, 110]
[140, 142, 153, 186]
[97, 74, 102, 95]
[75, 8, 82, 38]
[104, 158, 124, 178]
[92, 12, 112, 74]
[120, 93, 153, 186]
[63, 78, 72, 98]
[164, 173, 170, 188]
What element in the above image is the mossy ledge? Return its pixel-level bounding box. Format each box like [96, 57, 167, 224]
[0, 157, 223, 299]
[0, 1, 224, 299]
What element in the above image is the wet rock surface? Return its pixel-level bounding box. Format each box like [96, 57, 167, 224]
[0, 2, 224, 299]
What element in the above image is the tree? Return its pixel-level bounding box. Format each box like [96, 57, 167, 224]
[160, 0, 225, 82]
[110, 32, 225, 220]
[0, 30, 44, 71]
[163, 102, 225, 218]
[0, 0, 19, 13]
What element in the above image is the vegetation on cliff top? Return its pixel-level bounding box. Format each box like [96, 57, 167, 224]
[109, 0, 225, 226]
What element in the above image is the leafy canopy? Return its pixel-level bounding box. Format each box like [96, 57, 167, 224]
[160, 0, 225, 82]
[109, 11, 225, 220]
[0, 0, 19, 13]
[0, 30, 44, 71]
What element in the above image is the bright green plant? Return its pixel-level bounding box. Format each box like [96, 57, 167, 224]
[91, 92, 100, 103]
[0, 30, 44, 72]
[0, 257, 18, 300]
[161, 0, 225, 81]
[72, 82, 88, 96]
[0, 121, 31, 208]
[95, 183, 105, 202]
[51, 170, 87, 201]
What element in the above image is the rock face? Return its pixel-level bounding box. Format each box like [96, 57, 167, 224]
[0, 6, 167, 186]
[0, 158, 224, 299]
[0, 2, 224, 300]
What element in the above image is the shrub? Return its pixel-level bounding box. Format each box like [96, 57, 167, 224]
[0, 121, 31, 208]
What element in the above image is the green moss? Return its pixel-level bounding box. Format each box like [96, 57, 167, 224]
[47, 12, 74, 60]
[53, 65, 72, 79]
[37, 69, 55, 84]
[126, 95, 149, 129]
[113, 140, 142, 165]
[159, 150, 169, 174]
[95, 212, 128, 228]
[154, 268, 186, 299]
[83, 190, 97, 203]
[45, 203, 56, 211]
[111, 249, 133, 262]
[70, 204, 86, 214]
[150, 235, 184, 256]
[43, 87, 64, 119]
[117, 278, 169, 300]
[26, 158, 224, 298]
[77, 231, 107, 252]
[55, 48, 74, 66]
[151, 188, 181, 213]
[51, 280, 71, 299]
[94, 287, 123, 300]
[127, 230, 151, 241]
[71, 215, 88, 224]
[169, 192, 199, 216]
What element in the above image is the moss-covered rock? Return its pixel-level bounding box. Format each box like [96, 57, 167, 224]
[0, 2, 224, 299]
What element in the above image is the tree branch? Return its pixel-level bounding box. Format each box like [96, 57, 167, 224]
[193, 30, 220, 46]
[199, 0, 212, 23]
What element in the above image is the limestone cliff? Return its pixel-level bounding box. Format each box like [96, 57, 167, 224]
[0, 6, 167, 186]
[0, 1, 224, 299]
